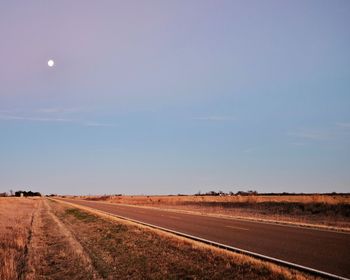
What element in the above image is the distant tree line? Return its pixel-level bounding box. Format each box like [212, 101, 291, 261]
[0, 190, 42, 197]
[194, 190, 349, 196]
[15, 190, 41, 197]
[195, 190, 258, 196]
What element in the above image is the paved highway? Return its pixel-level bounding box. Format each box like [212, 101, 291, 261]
[58, 198, 350, 278]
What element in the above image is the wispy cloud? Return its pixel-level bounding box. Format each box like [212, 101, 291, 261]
[288, 129, 331, 141]
[290, 142, 306, 146]
[288, 122, 350, 141]
[0, 113, 116, 128]
[336, 122, 350, 129]
[0, 114, 73, 123]
[83, 122, 117, 127]
[194, 116, 236, 122]
[36, 107, 85, 114]
[36, 108, 63, 113]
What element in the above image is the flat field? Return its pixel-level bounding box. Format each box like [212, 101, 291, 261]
[0, 198, 38, 279]
[0, 197, 317, 279]
[79, 194, 350, 229]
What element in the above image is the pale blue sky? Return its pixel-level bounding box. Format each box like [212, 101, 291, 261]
[1, 1, 349, 195]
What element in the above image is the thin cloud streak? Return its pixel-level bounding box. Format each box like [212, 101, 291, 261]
[84, 122, 117, 127]
[0, 114, 116, 128]
[194, 116, 236, 122]
[289, 123, 350, 142]
[290, 142, 306, 146]
[0, 114, 73, 123]
[336, 122, 350, 129]
[288, 129, 331, 141]
[36, 107, 87, 114]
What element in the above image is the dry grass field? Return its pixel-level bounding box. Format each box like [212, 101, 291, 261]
[0, 198, 97, 280]
[79, 194, 350, 229]
[82, 194, 350, 204]
[0, 197, 319, 279]
[0, 198, 38, 280]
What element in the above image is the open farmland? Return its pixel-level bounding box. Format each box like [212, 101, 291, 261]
[0, 198, 38, 279]
[78, 194, 350, 230]
[0, 197, 318, 280]
[0, 198, 97, 280]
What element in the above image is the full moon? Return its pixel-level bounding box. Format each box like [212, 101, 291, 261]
[48, 59, 55, 67]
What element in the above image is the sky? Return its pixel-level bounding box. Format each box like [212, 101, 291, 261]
[0, 1, 349, 195]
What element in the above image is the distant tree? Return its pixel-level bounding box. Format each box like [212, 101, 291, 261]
[15, 191, 23, 197]
[14, 190, 41, 197]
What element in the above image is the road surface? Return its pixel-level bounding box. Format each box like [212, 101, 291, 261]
[57, 198, 350, 278]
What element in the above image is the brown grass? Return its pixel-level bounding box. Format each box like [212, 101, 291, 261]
[82, 194, 350, 205]
[0, 198, 99, 280]
[75, 195, 350, 229]
[0, 198, 39, 280]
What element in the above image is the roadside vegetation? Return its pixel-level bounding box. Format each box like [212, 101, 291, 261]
[25, 200, 98, 280]
[78, 194, 350, 230]
[0, 197, 319, 279]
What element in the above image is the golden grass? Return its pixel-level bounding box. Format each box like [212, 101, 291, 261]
[84, 194, 350, 205]
[0, 198, 39, 280]
[0, 198, 99, 280]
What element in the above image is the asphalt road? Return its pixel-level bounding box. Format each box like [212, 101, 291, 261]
[58, 198, 350, 278]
